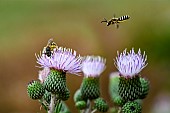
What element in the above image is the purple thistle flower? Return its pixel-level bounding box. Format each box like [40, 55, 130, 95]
[82, 56, 106, 77]
[36, 47, 82, 75]
[114, 48, 147, 78]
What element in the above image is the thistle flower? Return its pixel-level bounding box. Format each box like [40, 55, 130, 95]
[115, 48, 147, 78]
[36, 47, 82, 96]
[36, 47, 82, 75]
[82, 56, 106, 77]
[114, 48, 148, 101]
[38, 67, 50, 83]
[80, 56, 106, 100]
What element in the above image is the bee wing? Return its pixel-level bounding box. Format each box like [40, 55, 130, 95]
[47, 38, 54, 45]
[42, 47, 46, 54]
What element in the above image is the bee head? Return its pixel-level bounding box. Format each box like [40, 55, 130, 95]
[46, 46, 51, 51]
[107, 21, 112, 26]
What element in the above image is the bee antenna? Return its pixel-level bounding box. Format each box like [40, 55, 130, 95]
[48, 38, 53, 42]
[113, 14, 116, 18]
[101, 18, 107, 23]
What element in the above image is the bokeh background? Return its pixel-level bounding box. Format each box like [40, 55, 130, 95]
[0, 0, 170, 113]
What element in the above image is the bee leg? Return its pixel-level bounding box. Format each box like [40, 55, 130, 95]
[101, 18, 107, 23]
[115, 23, 119, 29]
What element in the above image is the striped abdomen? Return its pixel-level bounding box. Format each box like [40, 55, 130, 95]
[118, 15, 130, 22]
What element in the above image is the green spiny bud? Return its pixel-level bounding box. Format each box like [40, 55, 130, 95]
[113, 96, 126, 106]
[122, 101, 142, 113]
[109, 73, 126, 106]
[44, 69, 67, 94]
[27, 80, 45, 100]
[75, 101, 87, 110]
[42, 90, 51, 104]
[57, 88, 70, 101]
[118, 76, 142, 101]
[94, 98, 109, 112]
[80, 77, 100, 100]
[139, 77, 149, 99]
[74, 89, 85, 102]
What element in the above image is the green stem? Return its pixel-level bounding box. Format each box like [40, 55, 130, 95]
[48, 93, 56, 113]
[118, 107, 121, 113]
[39, 99, 49, 111]
[83, 99, 91, 113]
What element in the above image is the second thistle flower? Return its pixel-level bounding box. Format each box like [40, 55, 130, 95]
[80, 56, 106, 100]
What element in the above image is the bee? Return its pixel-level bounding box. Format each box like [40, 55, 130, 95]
[43, 38, 57, 57]
[101, 14, 130, 28]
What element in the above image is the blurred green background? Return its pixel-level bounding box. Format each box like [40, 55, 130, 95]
[0, 0, 170, 113]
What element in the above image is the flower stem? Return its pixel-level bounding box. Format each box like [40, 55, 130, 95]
[91, 109, 97, 113]
[48, 93, 56, 113]
[118, 107, 121, 113]
[83, 99, 91, 113]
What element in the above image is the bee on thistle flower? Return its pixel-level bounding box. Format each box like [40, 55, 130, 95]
[36, 46, 82, 76]
[28, 39, 83, 113]
[42, 38, 58, 57]
[36, 46, 82, 101]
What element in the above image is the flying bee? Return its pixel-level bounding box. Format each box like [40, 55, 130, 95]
[43, 38, 57, 57]
[101, 14, 130, 28]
